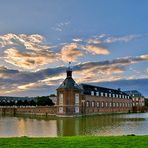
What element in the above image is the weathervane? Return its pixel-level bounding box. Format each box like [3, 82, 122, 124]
[68, 61, 72, 70]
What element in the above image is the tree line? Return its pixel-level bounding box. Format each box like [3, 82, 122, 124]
[0, 95, 55, 106]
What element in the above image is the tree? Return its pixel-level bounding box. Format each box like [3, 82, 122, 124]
[36, 96, 54, 106]
[29, 100, 36, 106]
[49, 94, 56, 97]
[145, 98, 148, 107]
[16, 100, 23, 106]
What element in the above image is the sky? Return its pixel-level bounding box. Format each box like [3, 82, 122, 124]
[0, 0, 148, 97]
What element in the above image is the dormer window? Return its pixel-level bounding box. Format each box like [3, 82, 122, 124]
[96, 92, 99, 96]
[105, 93, 108, 97]
[91, 91, 94, 96]
[109, 93, 111, 97]
[101, 92, 103, 97]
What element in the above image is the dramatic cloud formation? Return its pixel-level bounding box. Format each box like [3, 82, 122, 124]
[4, 48, 58, 70]
[0, 54, 148, 96]
[0, 34, 60, 70]
[0, 33, 141, 71]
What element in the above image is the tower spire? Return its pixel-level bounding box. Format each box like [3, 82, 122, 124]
[66, 62, 72, 78]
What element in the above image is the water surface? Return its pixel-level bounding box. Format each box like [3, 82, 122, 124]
[0, 113, 148, 137]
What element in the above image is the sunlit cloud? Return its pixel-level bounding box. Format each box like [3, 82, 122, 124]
[4, 48, 58, 70]
[0, 33, 60, 70]
[61, 43, 83, 62]
[72, 38, 83, 42]
[82, 45, 110, 55]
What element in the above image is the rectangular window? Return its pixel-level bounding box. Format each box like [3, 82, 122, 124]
[86, 101, 89, 107]
[109, 102, 112, 107]
[105, 93, 108, 97]
[120, 102, 122, 107]
[116, 102, 118, 107]
[109, 93, 111, 97]
[106, 102, 108, 107]
[59, 107, 63, 113]
[75, 93, 79, 105]
[116, 94, 118, 98]
[97, 102, 99, 107]
[59, 93, 63, 105]
[101, 102, 104, 107]
[75, 107, 79, 113]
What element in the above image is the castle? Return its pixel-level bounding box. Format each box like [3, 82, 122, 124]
[56, 65, 133, 116]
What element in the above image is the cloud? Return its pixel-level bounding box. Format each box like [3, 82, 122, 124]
[61, 43, 83, 62]
[72, 38, 83, 42]
[103, 34, 140, 43]
[1, 54, 148, 95]
[85, 34, 141, 45]
[4, 48, 58, 70]
[52, 21, 70, 32]
[82, 45, 110, 55]
[0, 33, 59, 70]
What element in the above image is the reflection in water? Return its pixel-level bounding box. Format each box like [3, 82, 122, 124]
[0, 113, 148, 137]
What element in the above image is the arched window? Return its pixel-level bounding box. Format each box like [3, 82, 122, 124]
[92, 101, 95, 107]
[86, 101, 89, 107]
[101, 102, 104, 107]
[97, 102, 100, 107]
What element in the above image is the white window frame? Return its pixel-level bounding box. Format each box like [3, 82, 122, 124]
[91, 91, 94, 96]
[59, 93, 63, 105]
[97, 102, 99, 107]
[92, 101, 95, 107]
[59, 107, 63, 113]
[109, 93, 111, 97]
[105, 93, 108, 97]
[75, 93, 79, 105]
[101, 92, 104, 97]
[75, 107, 79, 113]
[96, 92, 99, 96]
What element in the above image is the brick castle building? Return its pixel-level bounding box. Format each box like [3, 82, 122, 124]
[56, 66, 133, 116]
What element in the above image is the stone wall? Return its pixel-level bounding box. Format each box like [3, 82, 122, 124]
[0, 106, 57, 116]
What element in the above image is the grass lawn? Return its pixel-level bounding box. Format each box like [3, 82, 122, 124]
[0, 136, 148, 148]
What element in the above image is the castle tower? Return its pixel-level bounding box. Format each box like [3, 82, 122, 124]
[56, 63, 82, 116]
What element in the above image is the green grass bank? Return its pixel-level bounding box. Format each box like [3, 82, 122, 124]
[0, 136, 148, 148]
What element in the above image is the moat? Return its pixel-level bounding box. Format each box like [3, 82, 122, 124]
[0, 113, 148, 137]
